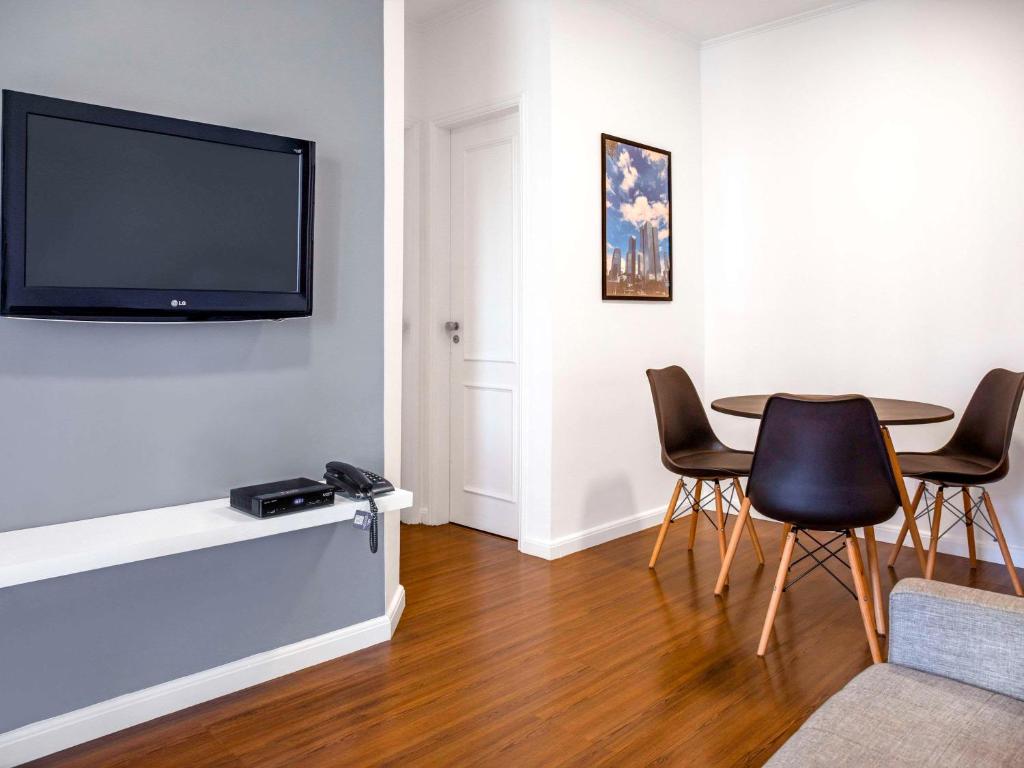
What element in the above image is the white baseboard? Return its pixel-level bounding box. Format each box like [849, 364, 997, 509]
[387, 583, 406, 636]
[519, 505, 667, 560]
[747, 509, 1022, 568]
[518, 501, 1024, 571]
[399, 507, 450, 526]
[872, 518, 1023, 568]
[400, 506, 429, 525]
[0, 585, 406, 768]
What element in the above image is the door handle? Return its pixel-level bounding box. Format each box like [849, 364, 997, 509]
[445, 321, 460, 332]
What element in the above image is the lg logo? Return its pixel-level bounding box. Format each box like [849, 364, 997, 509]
[170, 299, 188, 308]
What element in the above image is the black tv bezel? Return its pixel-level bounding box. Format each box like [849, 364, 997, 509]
[0, 90, 315, 322]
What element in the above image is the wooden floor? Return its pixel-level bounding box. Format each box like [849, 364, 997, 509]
[33, 517, 1017, 767]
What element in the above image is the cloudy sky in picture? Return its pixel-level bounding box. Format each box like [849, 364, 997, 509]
[604, 138, 670, 263]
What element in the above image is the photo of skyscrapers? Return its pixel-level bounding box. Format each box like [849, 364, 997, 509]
[602, 134, 671, 300]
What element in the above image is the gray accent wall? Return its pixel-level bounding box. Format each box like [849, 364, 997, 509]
[0, 0, 387, 733]
[0, 523, 384, 732]
[0, 0, 385, 530]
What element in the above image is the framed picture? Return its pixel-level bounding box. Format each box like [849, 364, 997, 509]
[601, 133, 672, 301]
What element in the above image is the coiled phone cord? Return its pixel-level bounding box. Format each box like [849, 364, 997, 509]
[368, 495, 379, 554]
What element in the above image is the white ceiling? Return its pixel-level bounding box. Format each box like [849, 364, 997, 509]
[406, 0, 848, 42]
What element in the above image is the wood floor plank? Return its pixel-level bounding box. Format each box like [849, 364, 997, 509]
[27, 519, 1017, 767]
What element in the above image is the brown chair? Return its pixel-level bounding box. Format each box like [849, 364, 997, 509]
[716, 395, 900, 663]
[646, 366, 764, 573]
[889, 369, 1024, 595]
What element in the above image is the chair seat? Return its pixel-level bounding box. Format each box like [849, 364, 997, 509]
[766, 663, 1024, 767]
[897, 451, 1001, 486]
[665, 448, 751, 479]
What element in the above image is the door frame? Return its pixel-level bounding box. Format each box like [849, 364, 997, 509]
[413, 95, 526, 538]
[401, 119, 428, 525]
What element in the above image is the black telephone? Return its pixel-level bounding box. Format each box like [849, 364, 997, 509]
[323, 462, 394, 556]
[323, 462, 394, 500]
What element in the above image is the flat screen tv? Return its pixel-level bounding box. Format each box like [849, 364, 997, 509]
[1, 91, 315, 321]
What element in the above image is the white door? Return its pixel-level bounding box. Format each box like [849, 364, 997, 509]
[448, 114, 520, 539]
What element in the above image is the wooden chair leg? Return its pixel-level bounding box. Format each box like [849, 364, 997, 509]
[846, 530, 883, 664]
[713, 482, 728, 582]
[745, 515, 765, 566]
[733, 478, 764, 565]
[925, 486, 944, 580]
[758, 528, 797, 657]
[888, 481, 924, 567]
[780, 522, 792, 549]
[715, 498, 751, 595]
[713, 482, 727, 558]
[983, 491, 1023, 596]
[863, 526, 885, 636]
[649, 478, 683, 569]
[963, 487, 978, 570]
[687, 479, 703, 551]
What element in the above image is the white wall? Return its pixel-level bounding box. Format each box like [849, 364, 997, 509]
[404, 0, 555, 542]
[401, 120, 425, 524]
[702, 0, 1024, 561]
[405, 0, 702, 554]
[383, 0, 405, 614]
[0, 0, 393, 740]
[407, 0, 1024, 564]
[543, 0, 704, 549]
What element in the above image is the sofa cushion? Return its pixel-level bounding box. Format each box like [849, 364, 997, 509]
[889, 578, 1024, 701]
[766, 663, 1024, 767]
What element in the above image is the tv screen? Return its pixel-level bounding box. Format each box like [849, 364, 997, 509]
[1, 91, 315, 321]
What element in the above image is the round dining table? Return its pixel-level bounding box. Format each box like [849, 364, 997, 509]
[710, 395, 953, 427]
[710, 393, 954, 636]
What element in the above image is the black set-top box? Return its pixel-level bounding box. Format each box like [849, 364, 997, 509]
[230, 478, 335, 518]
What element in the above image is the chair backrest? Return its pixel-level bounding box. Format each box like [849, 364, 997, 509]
[946, 369, 1024, 477]
[747, 395, 901, 530]
[646, 366, 721, 470]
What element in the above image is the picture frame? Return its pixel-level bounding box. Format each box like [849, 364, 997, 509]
[601, 133, 672, 301]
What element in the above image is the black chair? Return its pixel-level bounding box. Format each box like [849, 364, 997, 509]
[646, 366, 764, 573]
[716, 395, 901, 663]
[890, 369, 1024, 595]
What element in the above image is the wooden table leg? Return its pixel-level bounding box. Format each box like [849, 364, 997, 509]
[881, 425, 927, 574]
[888, 481, 924, 567]
[863, 526, 885, 635]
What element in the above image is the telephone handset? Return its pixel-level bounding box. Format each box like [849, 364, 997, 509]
[323, 462, 394, 499]
[323, 462, 394, 555]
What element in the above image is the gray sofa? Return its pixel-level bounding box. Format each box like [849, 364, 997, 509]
[767, 578, 1024, 767]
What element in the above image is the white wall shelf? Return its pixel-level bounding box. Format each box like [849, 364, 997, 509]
[0, 489, 412, 590]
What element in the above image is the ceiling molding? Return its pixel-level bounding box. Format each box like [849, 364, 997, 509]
[406, 0, 498, 33]
[601, 0, 701, 47]
[408, 0, 871, 47]
[409, 0, 698, 45]
[700, 0, 871, 50]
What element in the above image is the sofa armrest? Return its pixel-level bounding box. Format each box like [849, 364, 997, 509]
[889, 578, 1024, 700]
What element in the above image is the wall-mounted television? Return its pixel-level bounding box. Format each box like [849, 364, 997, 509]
[1, 91, 315, 321]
